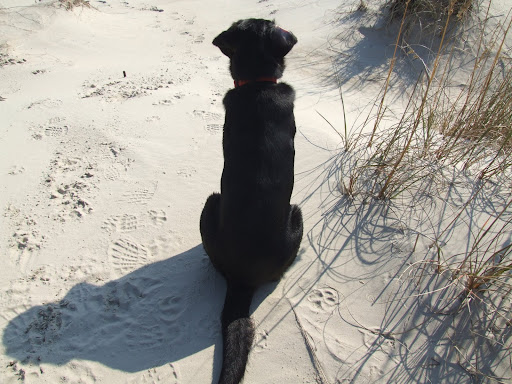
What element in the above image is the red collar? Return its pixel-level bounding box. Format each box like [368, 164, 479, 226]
[234, 77, 277, 88]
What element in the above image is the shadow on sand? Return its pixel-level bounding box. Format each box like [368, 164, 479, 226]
[2, 245, 237, 374]
[294, 6, 470, 106]
[295, 150, 512, 383]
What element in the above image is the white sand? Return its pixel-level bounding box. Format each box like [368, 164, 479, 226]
[1, 0, 511, 383]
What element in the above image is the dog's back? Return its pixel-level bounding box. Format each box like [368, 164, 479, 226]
[221, 84, 295, 248]
[200, 19, 302, 384]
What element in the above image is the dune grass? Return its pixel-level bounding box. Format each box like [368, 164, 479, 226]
[340, 0, 511, 209]
[387, 0, 474, 33]
[58, 0, 91, 11]
[330, 0, 512, 378]
[388, 0, 473, 19]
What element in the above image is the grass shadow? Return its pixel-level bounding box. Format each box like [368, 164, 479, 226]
[291, 147, 512, 382]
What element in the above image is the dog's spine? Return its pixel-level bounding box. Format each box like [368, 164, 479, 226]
[218, 283, 255, 384]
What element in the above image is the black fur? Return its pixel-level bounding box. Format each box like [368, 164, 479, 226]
[200, 19, 303, 384]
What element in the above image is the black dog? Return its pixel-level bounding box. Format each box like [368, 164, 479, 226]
[200, 19, 303, 384]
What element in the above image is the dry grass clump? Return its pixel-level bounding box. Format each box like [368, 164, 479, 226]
[384, 0, 474, 46]
[387, 0, 473, 24]
[58, 0, 91, 11]
[339, 0, 512, 200]
[438, 60, 512, 154]
[327, 2, 512, 378]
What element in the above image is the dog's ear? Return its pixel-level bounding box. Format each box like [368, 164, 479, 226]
[213, 30, 237, 58]
[271, 27, 297, 58]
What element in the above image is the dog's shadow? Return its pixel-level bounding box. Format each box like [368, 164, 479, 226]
[2, 245, 241, 373]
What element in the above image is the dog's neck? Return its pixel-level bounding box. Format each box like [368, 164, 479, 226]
[234, 77, 277, 88]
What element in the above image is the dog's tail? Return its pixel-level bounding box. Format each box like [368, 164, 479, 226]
[218, 282, 255, 384]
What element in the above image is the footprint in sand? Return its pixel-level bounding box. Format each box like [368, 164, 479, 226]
[1, 302, 32, 331]
[148, 209, 167, 226]
[140, 5, 164, 12]
[176, 167, 197, 178]
[127, 363, 180, 384]
[205, 123, 223, 134]
[55, 362, 97, 384]
[192, 110, 223, 134]
[192, 110, 223, 121]
[45, 124, 69, 137]
[96, 144, 131, 181]
[126, 321, 165, 349]
[103, 279, 144, 312]
[147, 233, 183, 260]
[103, 163, 123, 181]
[359, 328, 398, 360]
[25, 302, 64, 340]
[323, 332, 387, 382]
[42, 146, 97, 221]
[193, 34, 205, 44]
[2, 274, 51, 324]
[8, 165, 25, 175]
[98, 142, 125, 160]
[108, 237, 152, 275]
[50, 154, 84, 173]
[102, 214, 139, 234]
[152, 96, 184, 106]
[254, 329, 269, 353]
[42, 117, 70, 137]
[306, 287, 339, 314]
[4, 360, 97, 384]
[158, 296, 185, 323]
[49, 181, 94, 220]
[26, 98, 62, 110]
[11, 232, 42, 272]
[4, 360, 36, 383]
[5, 298, 78, 363]
[30, 118, 70, 140]
[0, 52, 26, 67]
[107, 163, 132, 182]
[122, 182, 158, 205]
[81, 70, 180, 101]
[9, 216, 44, 272]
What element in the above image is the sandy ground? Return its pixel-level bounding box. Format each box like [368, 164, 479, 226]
[1, 0, 511, 383]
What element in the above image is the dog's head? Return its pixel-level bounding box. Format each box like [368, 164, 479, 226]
[213, 19, 297, 81]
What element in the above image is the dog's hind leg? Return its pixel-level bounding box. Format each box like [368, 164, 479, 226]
[200, 193, 227, 273]
[284, 204, 303, 268]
